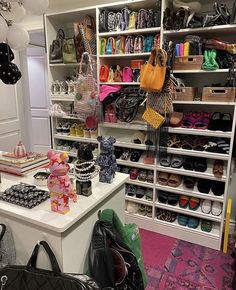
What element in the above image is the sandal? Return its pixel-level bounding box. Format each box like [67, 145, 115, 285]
[179, 195, 189, 208]
[208, 112, 221, 131]
[189, 197, 200, 211]
[171, 155, 184, 168]
[193, 112, 210, 130]
[132, 131, 146, 144]
[188, 217, 200, 229]
[197, 178, 212, 194]
[126, 201, 139, 214]
[181, 135, 194, 150]
[136, 187, 145, 198]
[161, 134, 182, 148]
[183, 157, 195, 171]
[145, 189, 153, 201]
[130, 150, 142, 162]
[183, 176, 196, 189]
[201, 220, 213, 232]
[213, 160, 224, 178]
[146, 206, 152, 218]
[211, 181, 225, 196]
[69, 123, 77, 136]
[193, 137, 209, 151]
[158, 172, 169, 186]
[126, 184, 136, 196]
[181, 112, 200, 129]
[114, 147, 123, 159]
[178, 214, 188, 226]
[168, 193, 179, 206]
[138, 204, 147, 215]
[160, 154, 171, 167]
[138, 170, 147, 182]
[220, 113, 232, 132]
[143, 152, 155, 165]
[147, 171, 154, 183]
[129, 168, 139, 180]
[158, 191, 168, 203]
[56, 123, 63, 134]
[216, 139, 230, 154]
[121, 149, 130, 160]
[170, 112, 184, 127]
[194, 158, 207, 172]
[168, 174, 182, 188]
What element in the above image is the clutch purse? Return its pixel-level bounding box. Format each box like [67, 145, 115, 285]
[142, 106, 165, 129]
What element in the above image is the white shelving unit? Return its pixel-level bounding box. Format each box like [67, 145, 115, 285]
[45, 0, 236, 250]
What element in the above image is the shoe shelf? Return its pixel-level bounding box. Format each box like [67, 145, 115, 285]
[155, 203, 222, 222]
[49, 63, 80, 67]
[99, 52, 151, 58]
[173, 69, 229, 74]
[100, 82, 140, 86]
[53, 134, 99, 144]
[101, 122, 148, 131]
[114, 142, 147, 150]
[126, 179, 154, 189]
[125, 211, 153, 222]
[168, 127, 232, 138]
[98, 27, 161, 37]
[156, 183, 224, 203]
[163, 24, 236, 37]
[55, 149, 77, 158]
[173, 100, 235, 106]
[166, 147, 229, 161]
[117, 158, 154, 170]
[125, 195, 153, 206]
[51, 95, 74, 102]
[156, 162, 227, 182]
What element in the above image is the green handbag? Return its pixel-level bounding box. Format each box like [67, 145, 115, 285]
[100, 209, 147, 287]
[62, 38, 77, 63]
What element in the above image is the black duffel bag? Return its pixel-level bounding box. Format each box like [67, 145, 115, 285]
[0, 241, 100, 290]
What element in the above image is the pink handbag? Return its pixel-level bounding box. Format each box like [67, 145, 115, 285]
[122, 67, 133, 82]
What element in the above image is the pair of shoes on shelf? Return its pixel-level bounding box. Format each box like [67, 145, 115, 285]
[138, 204, 152, 217]
[208, 112, 232, 132]
[158, 172, 182, 188]
[126, 184, 153, 200]
[137, 170, 154, 183]
[178, 214, 199, 229]
[183, 157, 207, 172]
[201, 200, 222, 216]
[158, 191, 179, 206]
[156, 209, 177, 223]
[197, 179, 225, 196]
[160, 154, 184, 168]
[213, 160, 224, 178]
[132, 131, 154, 146]
[201, 219, 213, 232]
[179, 195, 200, 211]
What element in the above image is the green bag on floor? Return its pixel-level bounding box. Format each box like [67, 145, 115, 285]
[100, 209, 147, 287]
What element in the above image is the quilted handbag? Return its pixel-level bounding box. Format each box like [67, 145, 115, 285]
[0, 240, 99, 290]
[79, 15, 97, 55]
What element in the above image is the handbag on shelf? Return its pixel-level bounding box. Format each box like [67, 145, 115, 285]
[121, 7, 131, 31]
[99, 9, 109, 32]
[74, 52, 97, 116]
[106, 37, 116, 55]
[49, 29, 65, 63]
[128, 11, 137, 30]
[140, 48, 167, 92]
[122, 66, 133, 82]
[79, 15, 97, 55]
[73, 22, 85, 61]
[114, 65, 123, 82]
[62, 38, 77, 63]
[108, 11, 117, 32]
[108, 67, 115, 82]
[99, 65, 109, 82]
[0, 240, 99, 290]
[99, 37, 107, 55]
[137, 9, 148, 29]
[125, 36, 134, 54]
[153, 34, 160, 48]
[144, 35, 154, 52]
[115, 36, 125, 54]
[134, 35, 144, 53]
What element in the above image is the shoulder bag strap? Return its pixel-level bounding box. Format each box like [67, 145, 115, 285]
[0, 224, 6, 241]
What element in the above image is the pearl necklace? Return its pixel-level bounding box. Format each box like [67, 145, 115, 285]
[74, 160, 100, 182]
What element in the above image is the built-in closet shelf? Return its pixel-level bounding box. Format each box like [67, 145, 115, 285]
[125, 195, 153, 206]
[55, 150, 77, 158]
[100, 82, 140, 85]
[117, 159, 155, 170]
[173, 100, 235, 106]
[155, 202, 222, 222]
[168, 127, 231, 138]
[101, 122, 147, 130]
[114, 142, 149, 150]
[49, 63, 79, 67]
[99, 52, 150, 58]
[125, 212, 152, 222]
[156, 183, 224, 203]
[98, 27, 161, 37]
[54, 134, 99, 144]
[166, 147, 229, 161]
[163, 24, 236, 37]
[156, 163, 226, 182]
[51, 95, 74, 102]
[126, 179, 154, 189]
[53, 115, 84, 120]
[173, 69, 229, 74]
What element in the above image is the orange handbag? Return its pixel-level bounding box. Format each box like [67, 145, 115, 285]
[99, 65, 109, 82]
[140, 48, 167, 92]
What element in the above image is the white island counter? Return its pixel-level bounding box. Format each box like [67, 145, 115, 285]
[0, 172, 127, 273]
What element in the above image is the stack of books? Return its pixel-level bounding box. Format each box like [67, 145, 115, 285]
[0, 152, 49, 176]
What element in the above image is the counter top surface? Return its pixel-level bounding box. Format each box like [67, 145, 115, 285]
[0, 172, 127, 233]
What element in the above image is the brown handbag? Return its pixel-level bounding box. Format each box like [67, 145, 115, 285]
[73, 23, 85, 61]
[140, 48, 167, 92]
[79, 15, 97, 55]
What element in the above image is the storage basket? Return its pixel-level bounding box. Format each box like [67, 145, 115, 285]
[174, 87, 198, 101]
[202, 87, 236, 102]
[173, 55, 203, 70]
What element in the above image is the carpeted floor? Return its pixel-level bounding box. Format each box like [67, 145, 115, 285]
[140, 229, 235, 290]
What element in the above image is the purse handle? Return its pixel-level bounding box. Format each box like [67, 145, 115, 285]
[0, 224, 6, 241]
[148, 48, 168, 67]
[27, 241, 61, 275]
[56, 29, 65, 41]
[78, 52, 94, 75]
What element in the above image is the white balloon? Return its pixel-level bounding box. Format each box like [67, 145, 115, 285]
[22, 0, 49, 15]
[0, 16, 8, 42]
[1, 3, 26, 22]
[7, 25, 29, 50]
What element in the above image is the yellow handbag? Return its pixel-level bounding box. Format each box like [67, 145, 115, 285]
[142, 106, 165, 129]
[140, 48, 167, 92]
[129, 12, 137, 30]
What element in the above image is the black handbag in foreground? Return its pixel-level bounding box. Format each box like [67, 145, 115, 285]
[0, 241, 100, 290]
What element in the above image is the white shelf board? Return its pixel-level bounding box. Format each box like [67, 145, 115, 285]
[156, 183, 224, 203]
[52, 115, 84, 120]
[101, 122, 147, 130]
[126, 179, 154, 189]
[100, 82, 140, 85]
[51, 95, 74, 102]
[173, 69, 228, 74]
[173, 100, 235, 106]
[99, 27, 161, 37]
[114, 142, 147, 150]
[55, 149, 77, 158]
[49, 63, 79, 67]
[155, 202, 222, 222]
[156, 162, 226, 182]
[166, 147, 229, 161]
[163, 24, 236, 37]
[125, 211, 152, 222]
[125, 195, 153, 206]
[99, 52, 150, 58]
[168, 127, 231, 138]
[117, 159, 154, 170]
[154, 218, 220, 239]
[54, 134, 98, 144]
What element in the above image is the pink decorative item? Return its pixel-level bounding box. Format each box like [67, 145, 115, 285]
[47, 150, 77, 214]
[122, 67, 133, 82]
[14, 141, 27, 158]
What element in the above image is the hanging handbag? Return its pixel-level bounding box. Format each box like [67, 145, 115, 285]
[74, 52, 97, 116]
[100, 65, 109, 82]
[73, 22, 85, 61]
[115, 36, 125, 54]
[114, 65, 123, 82]
[140, 48, 167, 92]
[0, 240, 99, 290]
[62, 38, 77, 63]
[128, 11, 137, 30]
[79, 15, 97, 55]
[108, 11, 117, 32]
[122, 67, 133, 82]
[49, 29, 65, 63]
[99, 9, 109, 32]
[106, 37, 116, 55]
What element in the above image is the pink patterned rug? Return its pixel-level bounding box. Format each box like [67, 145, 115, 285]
[139, 229, 235, 290]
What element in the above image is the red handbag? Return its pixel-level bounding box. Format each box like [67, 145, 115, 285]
[99, 65, 109, 82]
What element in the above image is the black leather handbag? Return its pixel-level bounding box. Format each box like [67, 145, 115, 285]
[0, 241, 100, 290]
[49, 29, 65, 64]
